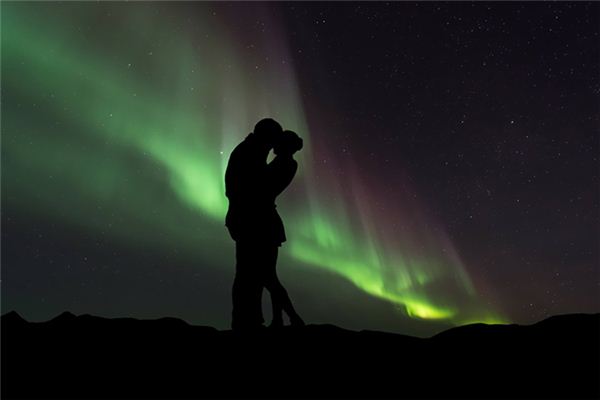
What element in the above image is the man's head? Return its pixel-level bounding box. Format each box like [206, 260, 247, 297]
[274, 130, 303, 156]
[253, 118, 283, 148]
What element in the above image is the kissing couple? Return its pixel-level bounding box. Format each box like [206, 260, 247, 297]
[224, 118, 305, 331]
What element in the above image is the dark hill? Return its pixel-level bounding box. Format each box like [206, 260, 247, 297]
[2, 312, 598, 399]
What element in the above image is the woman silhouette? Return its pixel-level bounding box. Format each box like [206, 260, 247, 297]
[265, 130, 305, 328]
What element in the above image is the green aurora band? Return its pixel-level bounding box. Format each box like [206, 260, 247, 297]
[2, 3, 504, 325]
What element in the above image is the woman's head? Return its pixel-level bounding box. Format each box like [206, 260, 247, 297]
[274, 130, 303, 156]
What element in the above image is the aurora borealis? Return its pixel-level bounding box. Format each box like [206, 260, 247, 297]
[2, 2, 598, 336]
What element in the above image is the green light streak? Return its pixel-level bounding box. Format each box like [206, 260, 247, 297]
[2, 3, 505, 325]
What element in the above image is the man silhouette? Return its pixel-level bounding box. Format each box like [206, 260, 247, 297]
[225, 118, 283, 331]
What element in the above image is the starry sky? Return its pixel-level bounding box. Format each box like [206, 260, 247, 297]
[2, 1, 598, 337]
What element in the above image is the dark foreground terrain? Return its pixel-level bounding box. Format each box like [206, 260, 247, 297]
[2, 311, 599, 399]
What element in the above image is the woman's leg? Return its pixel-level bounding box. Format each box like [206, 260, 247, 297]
[263, 246, 304, 326]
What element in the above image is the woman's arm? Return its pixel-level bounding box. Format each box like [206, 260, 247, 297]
[268, 158, 298, 198]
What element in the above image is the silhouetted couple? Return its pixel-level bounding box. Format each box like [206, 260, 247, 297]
[225, 118, 305, 331]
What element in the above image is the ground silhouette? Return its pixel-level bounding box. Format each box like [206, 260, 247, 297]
[2, 311, 598, 399]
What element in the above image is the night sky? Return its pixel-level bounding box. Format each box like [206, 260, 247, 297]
[2, 1, 598, 337]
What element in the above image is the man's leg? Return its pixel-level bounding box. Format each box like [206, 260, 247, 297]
[232, 241, 264, 330]
[262, 246, 283, 326]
